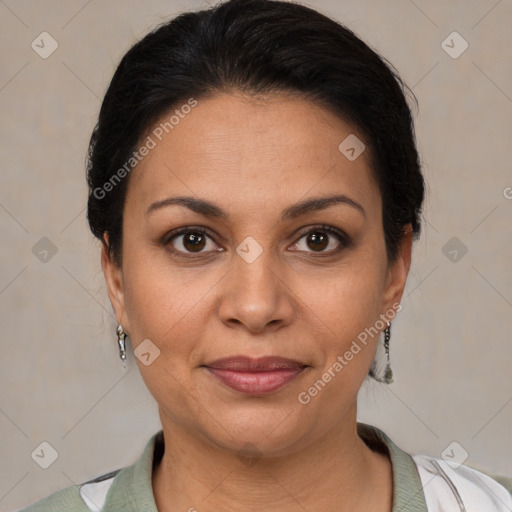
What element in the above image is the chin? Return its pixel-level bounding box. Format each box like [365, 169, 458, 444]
[198, 401, 313, 456]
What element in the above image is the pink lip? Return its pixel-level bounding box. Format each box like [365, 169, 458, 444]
[202, 356, 308, 395]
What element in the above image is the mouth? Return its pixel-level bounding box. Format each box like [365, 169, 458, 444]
[201, 356, 310, 395]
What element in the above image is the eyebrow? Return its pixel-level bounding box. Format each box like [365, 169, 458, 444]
[145, 194, 365, 221]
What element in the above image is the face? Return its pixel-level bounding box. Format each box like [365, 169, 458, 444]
[102, 91, 412, 457]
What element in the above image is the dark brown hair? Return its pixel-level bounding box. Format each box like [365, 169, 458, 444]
[86, 0, 424, 267]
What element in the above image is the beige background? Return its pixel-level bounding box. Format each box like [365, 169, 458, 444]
[1, 0, 511, 510]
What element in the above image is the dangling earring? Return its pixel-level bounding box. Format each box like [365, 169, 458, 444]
[117, 324, 127, 368]
[369, 321, 393, 384]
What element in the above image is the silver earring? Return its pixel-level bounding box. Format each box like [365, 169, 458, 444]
[369, 321, 393, 384]
[117, 324, 127, 368]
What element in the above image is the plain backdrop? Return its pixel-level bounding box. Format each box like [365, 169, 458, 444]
[1, 0, 511, 510]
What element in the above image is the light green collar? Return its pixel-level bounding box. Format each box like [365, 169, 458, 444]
[102, 423, 428, 511]
[357, 422, 428, 512]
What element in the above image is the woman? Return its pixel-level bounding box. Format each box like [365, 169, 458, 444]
[20, 0, 511, 510]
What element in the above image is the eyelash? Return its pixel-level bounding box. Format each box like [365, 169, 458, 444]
[162, 224, 350, 259]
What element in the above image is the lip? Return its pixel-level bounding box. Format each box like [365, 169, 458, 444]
[205, 356, 307, 371]
[202, 356, 309, 395]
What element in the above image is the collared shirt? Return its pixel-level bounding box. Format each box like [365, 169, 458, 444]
[19, 422, 512, 511]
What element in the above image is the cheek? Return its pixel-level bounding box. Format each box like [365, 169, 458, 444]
[293, 250, 388, 384]
[122, 250, 217, 358]
[121, 259, 168, 357]
[295, 269, 386, 408]
[304, 258, 387, 336]
[121, 260, 209, 419]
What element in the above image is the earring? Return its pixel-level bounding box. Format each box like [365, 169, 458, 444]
[369, 321, 393, 384]
[117, 324, 127, 368]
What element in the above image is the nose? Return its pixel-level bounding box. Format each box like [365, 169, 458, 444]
[216, 242, 295, 335]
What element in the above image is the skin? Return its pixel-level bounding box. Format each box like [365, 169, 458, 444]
[101, 91, 413, 512]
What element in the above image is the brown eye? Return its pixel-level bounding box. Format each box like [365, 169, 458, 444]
[181, 232, 206, 252]
[292, 226, 347, 254]
[305, 231, 329, 252]
[166, 228, 220, 255]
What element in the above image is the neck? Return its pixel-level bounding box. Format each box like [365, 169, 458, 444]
[152, 405, 393, 512]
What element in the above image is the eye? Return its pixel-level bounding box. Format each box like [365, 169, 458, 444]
[290, 225, 348, 254]
[163, 224, 350, 258]
[165, 227, 221, 256]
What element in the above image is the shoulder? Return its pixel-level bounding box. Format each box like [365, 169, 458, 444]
[18, 429, 162, 512]
[17, 484, 87, 512]
[18, 469, 120, 512]
[412, 453, 512, 512]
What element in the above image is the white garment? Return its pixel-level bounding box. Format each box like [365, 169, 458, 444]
[79, 475, 116, 511]
[413, 455, 512, 511]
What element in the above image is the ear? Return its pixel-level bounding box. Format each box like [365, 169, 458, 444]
[382, 224, 413, 315]
[101, 232, 130, 331]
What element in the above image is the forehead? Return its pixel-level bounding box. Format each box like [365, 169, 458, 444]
[125, 91, 380, 219]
